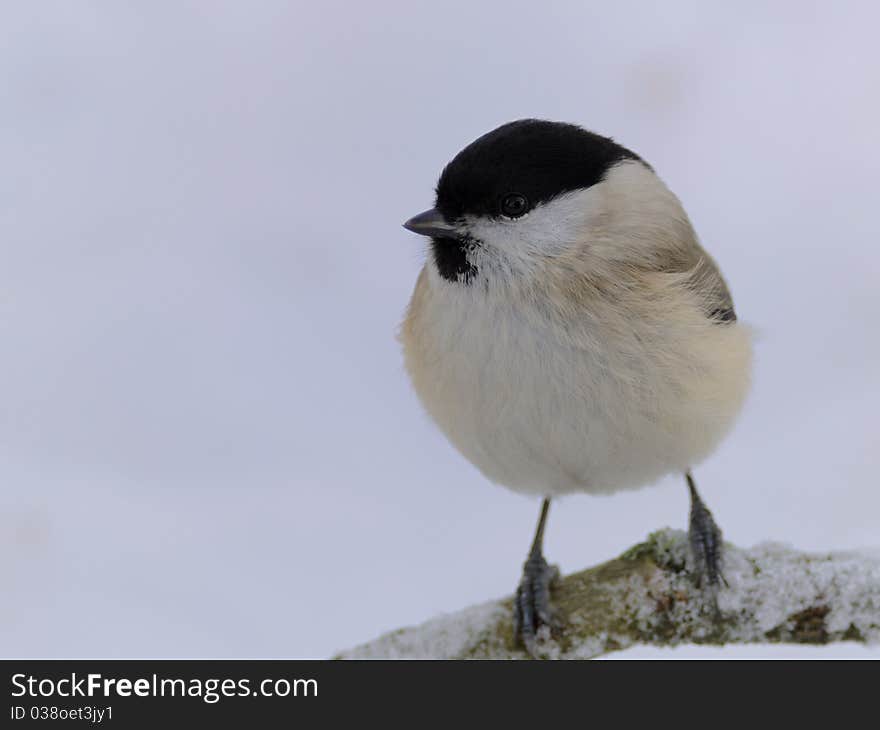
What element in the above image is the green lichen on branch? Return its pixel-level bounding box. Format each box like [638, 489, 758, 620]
[339, 529, 880, 659]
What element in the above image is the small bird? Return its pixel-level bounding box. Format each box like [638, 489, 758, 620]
[400, 120, 751, 657]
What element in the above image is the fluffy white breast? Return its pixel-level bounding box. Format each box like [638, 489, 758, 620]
[401, 162, 752, 497]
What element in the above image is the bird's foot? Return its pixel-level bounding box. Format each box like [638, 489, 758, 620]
[514, 551, 561, 658]
[688, 495, 727, 619]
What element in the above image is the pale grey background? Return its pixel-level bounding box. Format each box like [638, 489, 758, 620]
[1, 1, 877, 658]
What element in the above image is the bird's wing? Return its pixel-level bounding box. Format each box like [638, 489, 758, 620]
[684, 251, 737, 323]
[654, 233, 737, 324]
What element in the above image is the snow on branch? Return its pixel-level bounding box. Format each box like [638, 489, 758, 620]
[339, 529, 880, 659]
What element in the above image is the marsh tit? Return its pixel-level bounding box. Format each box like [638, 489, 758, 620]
[400, 120, 751, 656]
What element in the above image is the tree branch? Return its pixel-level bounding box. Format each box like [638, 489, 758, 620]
[339, 529, 880, 659]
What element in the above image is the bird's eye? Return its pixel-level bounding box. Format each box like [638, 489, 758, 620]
[500, 193, 529, 219]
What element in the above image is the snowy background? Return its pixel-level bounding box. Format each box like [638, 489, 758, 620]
[1, 2, 877, 658]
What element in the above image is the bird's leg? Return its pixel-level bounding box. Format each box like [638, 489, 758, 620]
[514, 498, 561, 657]
[686, 471, 727, 615]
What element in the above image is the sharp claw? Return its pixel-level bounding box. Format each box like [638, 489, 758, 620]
[513, 554, 559, 657]
[521, 633, 539, 659]
[535, 604, 553, 627]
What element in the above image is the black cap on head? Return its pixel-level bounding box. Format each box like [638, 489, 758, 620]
[435, 119, 645, 220]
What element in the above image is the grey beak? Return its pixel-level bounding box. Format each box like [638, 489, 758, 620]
[402, 208, 459, 239]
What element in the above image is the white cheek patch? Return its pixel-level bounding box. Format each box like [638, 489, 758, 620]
[455, 161, 685, 281]
[464, 187, 601, 261]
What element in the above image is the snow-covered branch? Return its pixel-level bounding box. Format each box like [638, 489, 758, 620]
[340, 529, 880, 659]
